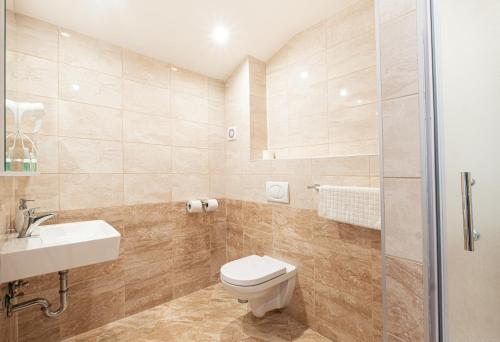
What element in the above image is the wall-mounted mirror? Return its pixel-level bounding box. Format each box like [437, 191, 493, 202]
[1, 0, 44, 175]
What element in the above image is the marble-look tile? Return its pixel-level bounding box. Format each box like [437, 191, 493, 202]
[122, 111, 172, 145]
[66, 284, 329, 342]
[123, 49, 170, 88]
[385, 256, 424, 342]
[382, 94, 421, 178]
[59, 29, 122, 76]
[59, 137, 123, 173]
[123, 174, 172, 205]
[311, 155, 370, 176]
[384, 178, 423, 262]
[122, 79, 170, 116]
[7, 51, 58, 98]
[35, 134, 59, 173]
[171, 147, 209, 174]
[59, 64, 122, 108]
[171, 67, 209, 98]
[58, 100, 122, 141]
[59, 174, 123, 210]
[14, 174, 60, 212]
[7, 12, 58, 61]
[329, 103, 378, 145]
[172, 119, 209, 147]
[327, 30, 376, 79]
[171, 91, 209, 123]
[171, 174, 210, 202]
[123, 142, 171, 173]
[328, 66, 377, 112]
[380, 11, 419, 100]
[327, 0, 375, 47]
[378, 0, 416, 24]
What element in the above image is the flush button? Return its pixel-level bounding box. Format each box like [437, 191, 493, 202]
[266, 181, 289, 204]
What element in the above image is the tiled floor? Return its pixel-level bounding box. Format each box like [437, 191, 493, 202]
[63, 284, 331, 342]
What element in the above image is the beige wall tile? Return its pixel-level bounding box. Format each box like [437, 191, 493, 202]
[171, 68, 208, 98]
[15, 174, 60, 212]
[123, 143, 171, 173]
[287, 21, 326, 64]
[122, 79, 170, 116]
[59, 29, 122, 76]
[123, 174, 172, 205]
[311, 155, 370, 176]
[123, 111, 171, 145]
[384, 178, 423, 262]
[172, 174, 210, 201]
[37, 135, 59, 173]
[379, 0, 416, 24]
[60, 174, 123, 210]
[329, 139, 379, 156]
[382, 94, 421, 178]
[328, 66, 377, 112]
[327, 30, 376, 79]
[7, 51, 58, 98]
[327, 0, 375, 47]
[172, 120, 209, 148]
[59, 64, 122, 108]
[171, 92, 209, 123]
[380, 11, 418, 100]
[329, 103, 378, 143]
[7, 12, 58, 61]
[209, 174, 226, 198]
[172, 147, 209, 174]
[123, 49, 170, 88]
[59, 137, 123, 173]
[58, 100, 122, 141]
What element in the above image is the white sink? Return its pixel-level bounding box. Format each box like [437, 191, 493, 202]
[0, 220, 121, 283]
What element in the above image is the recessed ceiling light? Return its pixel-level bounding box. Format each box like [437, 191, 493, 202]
[339, 88, 348, 97]
[60, 31, 70, 38]
[212, 25, 229, 45]
[300, 71, 309, 79]
[71, 84, 80, 91]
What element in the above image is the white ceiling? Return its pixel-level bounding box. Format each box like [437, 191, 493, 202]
[8, 0, 356, 80]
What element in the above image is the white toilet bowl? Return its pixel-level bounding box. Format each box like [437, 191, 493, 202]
[220, 255, 296, 317]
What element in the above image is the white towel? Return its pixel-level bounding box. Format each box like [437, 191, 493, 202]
[318, 185, 380, 230]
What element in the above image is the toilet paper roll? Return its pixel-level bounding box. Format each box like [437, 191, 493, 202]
[186, 200, 203, 213]
[204, 199, 219, 212]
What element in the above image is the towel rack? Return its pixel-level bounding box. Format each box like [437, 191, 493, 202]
[307, 184, 320, 192]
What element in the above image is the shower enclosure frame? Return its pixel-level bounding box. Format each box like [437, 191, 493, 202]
[420, 0, 452, 341]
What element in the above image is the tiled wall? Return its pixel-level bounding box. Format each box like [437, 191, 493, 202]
[226, 200, 382, 341]
[225, 58, 380, 210]
[5, 11, 226, 213]
[377, 0, 425, 341]
[266, 0, 378, 159]
[2, 11, 227, 342]
[226, 53, 381, 341]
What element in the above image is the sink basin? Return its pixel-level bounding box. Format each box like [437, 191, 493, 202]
[0, 220, 121, 283]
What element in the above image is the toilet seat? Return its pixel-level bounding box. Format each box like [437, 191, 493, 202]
[221, 255, 294, 287]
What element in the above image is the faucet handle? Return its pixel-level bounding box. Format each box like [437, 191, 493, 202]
[19, 198, 35, 210]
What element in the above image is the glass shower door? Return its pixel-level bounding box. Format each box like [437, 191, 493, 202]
[434, 0, 500, 341]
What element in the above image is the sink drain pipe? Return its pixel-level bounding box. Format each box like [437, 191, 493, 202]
[5, 270, 69, 318]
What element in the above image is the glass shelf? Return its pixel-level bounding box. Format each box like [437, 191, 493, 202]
[0, 171, 40, 177]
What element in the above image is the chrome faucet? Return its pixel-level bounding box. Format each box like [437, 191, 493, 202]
[16, 199, 56, 238]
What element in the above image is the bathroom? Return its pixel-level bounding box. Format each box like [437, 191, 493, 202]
[1, 0, 499, 341]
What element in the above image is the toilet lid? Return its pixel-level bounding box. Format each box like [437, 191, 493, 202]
[221, 255, 287, 287]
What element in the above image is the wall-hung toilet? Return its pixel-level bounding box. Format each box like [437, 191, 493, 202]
[220, 255, 296, 317]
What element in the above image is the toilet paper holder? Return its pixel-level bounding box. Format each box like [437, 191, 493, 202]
[185, 199, 218, 213]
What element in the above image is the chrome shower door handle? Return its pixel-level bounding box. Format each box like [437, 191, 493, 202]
[461, 172, 479, 251]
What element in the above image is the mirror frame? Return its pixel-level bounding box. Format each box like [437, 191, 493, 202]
[0, 0, 4, 173]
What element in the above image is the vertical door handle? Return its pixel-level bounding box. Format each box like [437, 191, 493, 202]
[461, 172, 480, 251]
